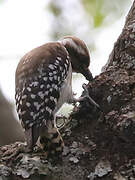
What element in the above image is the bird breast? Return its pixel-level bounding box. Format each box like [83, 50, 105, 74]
[53, 63, 73, 114]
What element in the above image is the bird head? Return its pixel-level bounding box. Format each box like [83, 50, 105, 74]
[60, 36, 93, 81]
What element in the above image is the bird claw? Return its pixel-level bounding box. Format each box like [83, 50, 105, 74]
[82, 83, 102, 111]
[71, 84, 102, 112]
[82, 83, 89, 97]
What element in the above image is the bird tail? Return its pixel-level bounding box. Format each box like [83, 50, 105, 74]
[38, 126, 64, 157]
[25, 124, 40, 151]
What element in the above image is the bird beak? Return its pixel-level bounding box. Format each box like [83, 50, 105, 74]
[82, 68, 93, 81]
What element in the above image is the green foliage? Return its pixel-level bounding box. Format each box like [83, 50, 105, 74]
[48, 1, 61, 16]
[83, 0, 105, 27]
[82, 0, 129, 28]
[0, 0, 5, 4]
[93, 10, 105, 28]
[47, 0, 131, 49]
[47, 0, 74, 40]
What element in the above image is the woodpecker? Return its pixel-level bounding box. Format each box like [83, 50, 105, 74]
[15, 36, 98, 157]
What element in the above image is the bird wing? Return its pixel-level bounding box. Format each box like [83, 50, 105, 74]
[15, 42, 70, 148]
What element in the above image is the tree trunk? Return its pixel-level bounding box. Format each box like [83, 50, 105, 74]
[1, 1, 135, 180]
[0, 88, 24, 146]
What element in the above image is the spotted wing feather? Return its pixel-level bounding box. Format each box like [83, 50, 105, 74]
[15, 42, 70, 148]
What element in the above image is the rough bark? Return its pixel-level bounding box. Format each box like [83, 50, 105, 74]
[1, 1, 135, 180]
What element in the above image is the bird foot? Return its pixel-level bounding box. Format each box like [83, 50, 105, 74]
[80, 83, 101, 111]
[82, 83, 90, 98]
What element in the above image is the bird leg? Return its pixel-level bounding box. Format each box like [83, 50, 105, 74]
[73, 83, 101, 111]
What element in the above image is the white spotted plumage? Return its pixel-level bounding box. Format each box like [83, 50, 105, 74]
[49, 77, 53, 81]
[40, 84, 44, 89]
[38, 91, 44, 99]
[27, 87, 31, 92]
[15, 36, 92, 153]
[30, 81, 39, 87]
[48, 64, 54, 70]
[26, 102, 31, 107]
[43, 77, 47, 81]
[31, 94, 36, 99]
[15, 50, 71, 132]
[33, 102, 41, 110]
